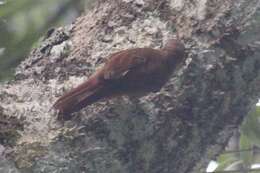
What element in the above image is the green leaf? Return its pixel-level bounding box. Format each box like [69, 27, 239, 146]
[215, 153, 239, 171]
[241, 107, 260, 147]
[239, 133, 253, 168]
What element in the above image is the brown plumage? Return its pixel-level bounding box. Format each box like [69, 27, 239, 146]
[53, 39, 185, 118]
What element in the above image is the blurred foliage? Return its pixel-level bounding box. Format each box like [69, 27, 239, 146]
[241, 106, 260, 147]
[239, 133, 253, 169]
[212, 106, 260, 172]
[0, 0, 93, 81]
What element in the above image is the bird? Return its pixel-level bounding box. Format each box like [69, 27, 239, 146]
[53, 39, 185, 119]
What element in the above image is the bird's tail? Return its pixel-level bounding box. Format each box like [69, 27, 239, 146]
[53, 77, 107, 116]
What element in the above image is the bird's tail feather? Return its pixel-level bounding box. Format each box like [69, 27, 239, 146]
[53, 78, 106, 115]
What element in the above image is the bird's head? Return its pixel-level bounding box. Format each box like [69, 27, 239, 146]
[162, 39, 185, 61]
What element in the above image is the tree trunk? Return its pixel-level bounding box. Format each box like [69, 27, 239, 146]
[0, 0, 260, 173]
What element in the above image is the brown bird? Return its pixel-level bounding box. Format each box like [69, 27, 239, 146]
[53, 39, 185, 119]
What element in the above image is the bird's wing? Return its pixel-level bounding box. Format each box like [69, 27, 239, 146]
[102, 49, 148, 81]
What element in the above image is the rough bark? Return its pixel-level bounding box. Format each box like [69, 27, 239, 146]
[0, 0, 260, 173]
